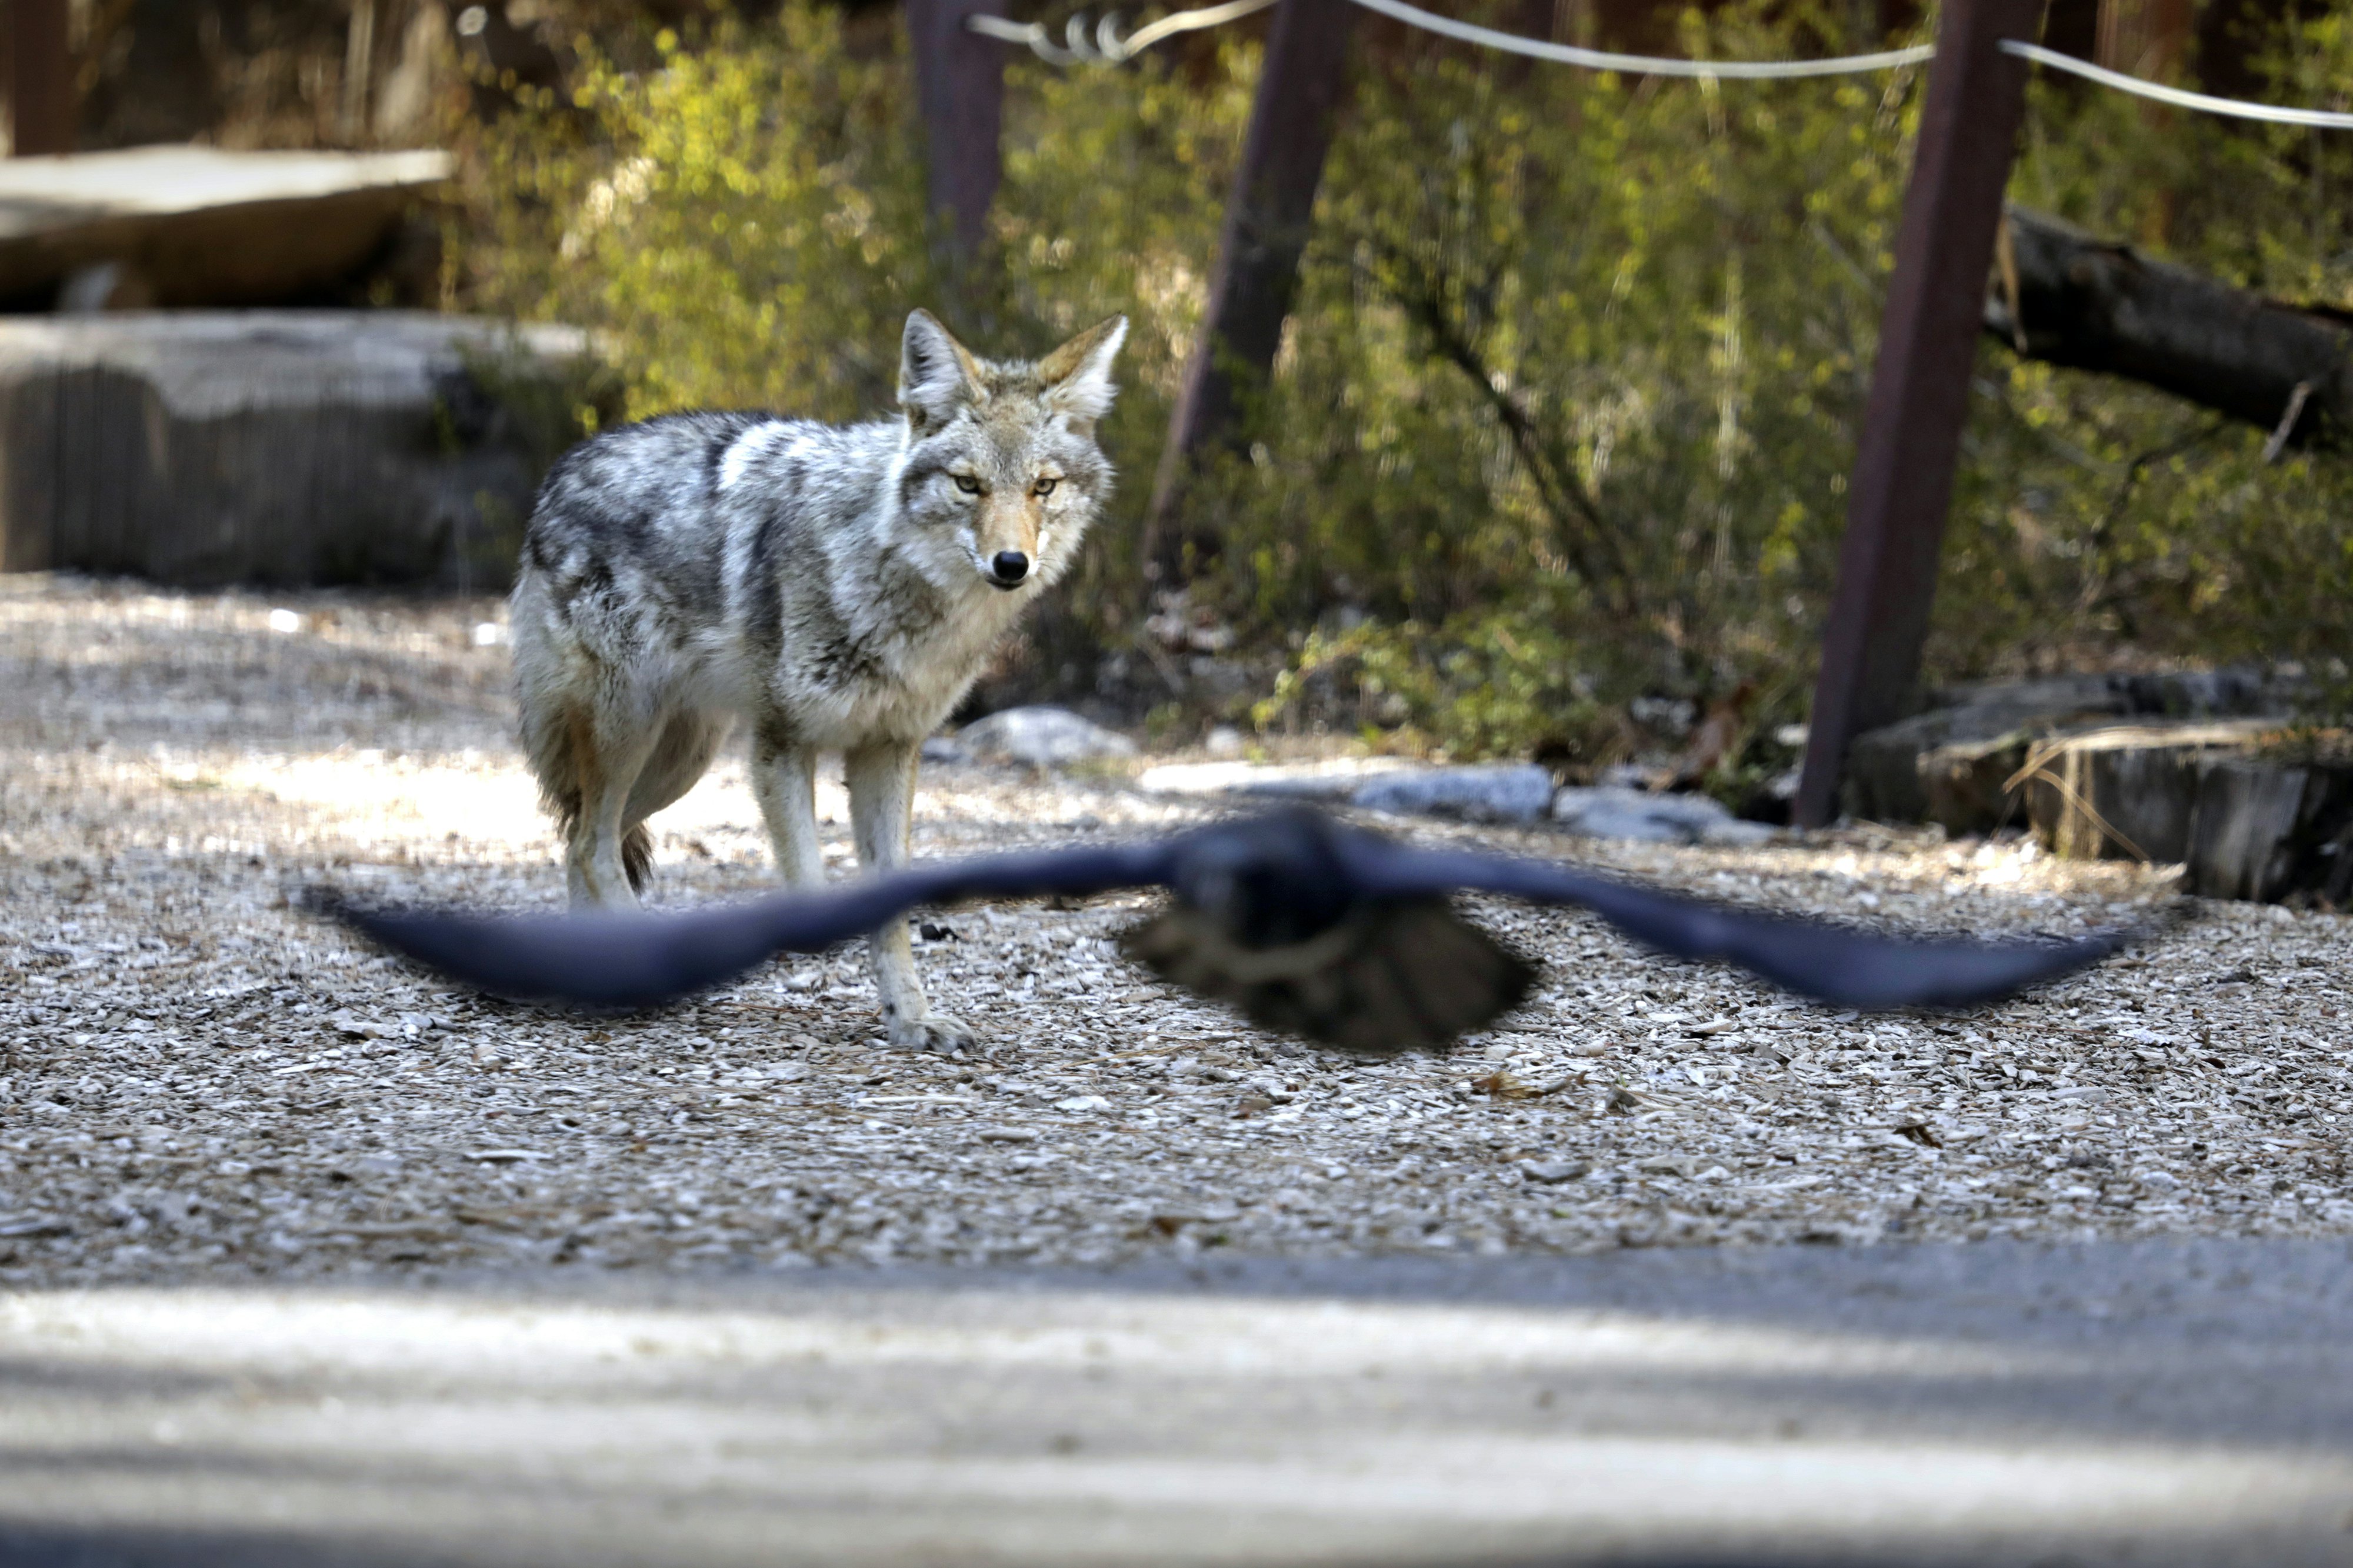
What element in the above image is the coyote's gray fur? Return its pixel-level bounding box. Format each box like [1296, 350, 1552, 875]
[510, 309, 1128, 1051]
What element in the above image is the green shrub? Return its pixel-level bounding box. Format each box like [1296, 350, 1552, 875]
[1212, 1, 1913, 763]
[468, 12, 935, 421]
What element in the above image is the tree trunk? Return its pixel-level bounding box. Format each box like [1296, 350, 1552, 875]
[905, 0, 1005, 263]
[1987, 205, 2353, 448]
[1141, 0, 1357, 582]
[1792, 0, 2038, 829]
[8, 0, 74, 156]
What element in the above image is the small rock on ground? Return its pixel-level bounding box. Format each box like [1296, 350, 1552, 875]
[1352, 763, 1557, 825]
[1552, 785, 1777, 846]
[957, 705, 1136, 768]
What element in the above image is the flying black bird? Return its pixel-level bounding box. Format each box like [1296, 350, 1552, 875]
[339, 807, 2125, 1052]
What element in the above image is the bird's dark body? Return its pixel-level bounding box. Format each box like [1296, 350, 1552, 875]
[342, 808, 2128, 1050]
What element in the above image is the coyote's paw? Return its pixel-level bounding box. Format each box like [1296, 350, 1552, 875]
[887, 1010, 976, 1055]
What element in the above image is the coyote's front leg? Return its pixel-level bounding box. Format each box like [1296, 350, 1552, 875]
[749, 726, 826, 892]
[845, 738, 975, 1053]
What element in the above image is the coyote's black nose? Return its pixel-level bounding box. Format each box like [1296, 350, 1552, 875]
[991, 551, 1030, 585]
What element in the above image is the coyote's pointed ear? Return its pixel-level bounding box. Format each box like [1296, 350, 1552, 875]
[1038, 315, 1128, 431]
[899, 309, 985, 438]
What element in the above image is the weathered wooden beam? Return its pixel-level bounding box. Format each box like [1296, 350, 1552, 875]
[1142, 0, 1357, 581]
[1792, 0, 2039, 829]
[1988, 205, 2353, 446]
[906, 0, 1007, 260]
[8, 0, 74, 157]
[0, 146, 453, 306]
[0, 312, 589, 588]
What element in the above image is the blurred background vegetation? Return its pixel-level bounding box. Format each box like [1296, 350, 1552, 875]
[75, 0, 2346, 788]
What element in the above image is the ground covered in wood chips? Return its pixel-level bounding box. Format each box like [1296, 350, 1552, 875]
[1, 575, 2348, 1288]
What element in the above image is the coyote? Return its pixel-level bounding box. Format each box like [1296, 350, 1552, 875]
[510, 309, 1128, 1050]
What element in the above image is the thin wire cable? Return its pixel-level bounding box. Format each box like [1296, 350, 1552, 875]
[973, 0, 2353, 128]
[969, 0, 1277, 63]
[1122, 0, 1278, 54]
[2000, 41, 2353, 128]
[1338, 0, 1933, 76]
[971, 0, 1928, 72]
[968, 12, 1084, 64]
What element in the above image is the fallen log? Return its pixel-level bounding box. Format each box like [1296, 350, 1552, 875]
[1985, 204, 2353, 448]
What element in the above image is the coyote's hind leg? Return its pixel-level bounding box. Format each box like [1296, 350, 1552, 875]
[560, 699, 663, 910]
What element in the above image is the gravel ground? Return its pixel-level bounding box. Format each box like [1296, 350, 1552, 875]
[1, 573, 2348, 1287]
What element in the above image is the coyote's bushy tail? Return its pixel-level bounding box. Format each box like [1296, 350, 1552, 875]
[518, 694, 656, 895]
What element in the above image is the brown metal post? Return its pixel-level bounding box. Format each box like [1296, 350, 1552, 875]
[1141, 0, 1357, 580]
[8, 0, 74, 156]
[906, 0, 1006, 260]
[1791, 0, 2039, 828]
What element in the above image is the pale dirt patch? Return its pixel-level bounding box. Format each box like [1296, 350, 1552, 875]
[0, 572, 2347, 1287]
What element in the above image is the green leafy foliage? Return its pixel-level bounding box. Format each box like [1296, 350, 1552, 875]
[468, 12, 936, 421]
[1209, 1, 1916, 766]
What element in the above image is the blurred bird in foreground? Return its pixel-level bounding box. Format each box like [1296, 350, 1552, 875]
[338, 808, 2126, 1053]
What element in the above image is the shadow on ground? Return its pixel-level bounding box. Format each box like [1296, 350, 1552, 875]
[3, 1238, 2351, 1567]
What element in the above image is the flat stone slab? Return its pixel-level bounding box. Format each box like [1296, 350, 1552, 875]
[0, 145, 452, 306]
[0, 311, 588, 588]
[1134, 756, 1417, 801]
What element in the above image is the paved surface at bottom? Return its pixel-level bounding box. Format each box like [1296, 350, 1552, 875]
[3, 1237, 2352, 1567]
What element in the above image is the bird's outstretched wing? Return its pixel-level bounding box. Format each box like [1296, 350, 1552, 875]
[342, 839, 1175, 1009]
[1324, 830, 2128, 1010]
[336, 807, 2128, 1040]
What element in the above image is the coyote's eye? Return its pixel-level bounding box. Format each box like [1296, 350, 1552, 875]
[952, 475, 982, 495]
[1033, 477, 1058, 498]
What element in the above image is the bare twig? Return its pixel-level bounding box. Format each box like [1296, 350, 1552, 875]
[1358, 244, 1639, 615]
